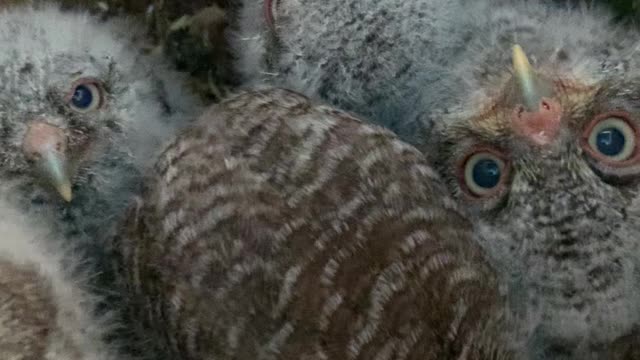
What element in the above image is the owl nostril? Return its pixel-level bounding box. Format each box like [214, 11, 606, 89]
[514, 100, 553, 121]
[511, 97, 563, 146]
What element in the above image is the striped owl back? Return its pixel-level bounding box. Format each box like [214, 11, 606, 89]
[114, 88, 519, 360]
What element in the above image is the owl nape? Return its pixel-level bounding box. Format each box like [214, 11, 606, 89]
[113, 88, 523, 360]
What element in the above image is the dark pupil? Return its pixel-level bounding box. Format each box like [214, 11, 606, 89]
[71, 85, 93, 109]
[472, 159, 501, 189]
[596, 127, 625, 157]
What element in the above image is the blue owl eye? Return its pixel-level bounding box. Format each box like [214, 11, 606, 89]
[68, 80, 102, 112]
[72, 85, 93, 108]
[587, 116, 636, 162]
[595, 128, 625, 156]
[473, 159, 501, 187]
[463, 151, 507, 197]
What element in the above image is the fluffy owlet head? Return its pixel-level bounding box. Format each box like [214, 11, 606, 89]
[428, 3, 640, 357]
[0, 4, 201, 237]
[0, 203, 125, 359]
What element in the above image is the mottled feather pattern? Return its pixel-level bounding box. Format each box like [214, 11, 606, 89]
[114, 88, 520, 360]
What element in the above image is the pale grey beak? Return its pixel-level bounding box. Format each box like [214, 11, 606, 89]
[512, 44, 554, 111]
[23, 121, 73, 202]
[36, 149, 73, 202]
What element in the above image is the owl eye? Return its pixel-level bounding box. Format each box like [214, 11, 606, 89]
[583, 114, 638, 164]
[67, 79, 104, 113]
[461, 150, 508, 197]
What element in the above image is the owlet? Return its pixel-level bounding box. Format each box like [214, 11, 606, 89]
[231, 0, 640, 357]
[113, 88, 521, 360]
[0, 3, 202, 356]
[0, 3, 201, 246]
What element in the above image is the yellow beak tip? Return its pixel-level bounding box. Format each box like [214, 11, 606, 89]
[34, 150, 73, 203]
[57, 185, 73, 202]
[512, 44, 532, 72]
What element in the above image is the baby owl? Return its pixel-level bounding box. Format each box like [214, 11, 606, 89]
[113, 87, 522, 360]
[0, 2, 202, 355]
[232, 0, 640, 358]
[0, 3, 201, 244]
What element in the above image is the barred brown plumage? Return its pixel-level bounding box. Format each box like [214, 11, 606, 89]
[113, 88, 521, 360]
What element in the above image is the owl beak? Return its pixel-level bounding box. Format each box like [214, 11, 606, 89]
[23, 121, 73, 202]
[37, 151, 73, 202]
[512, 44, 554, 111]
